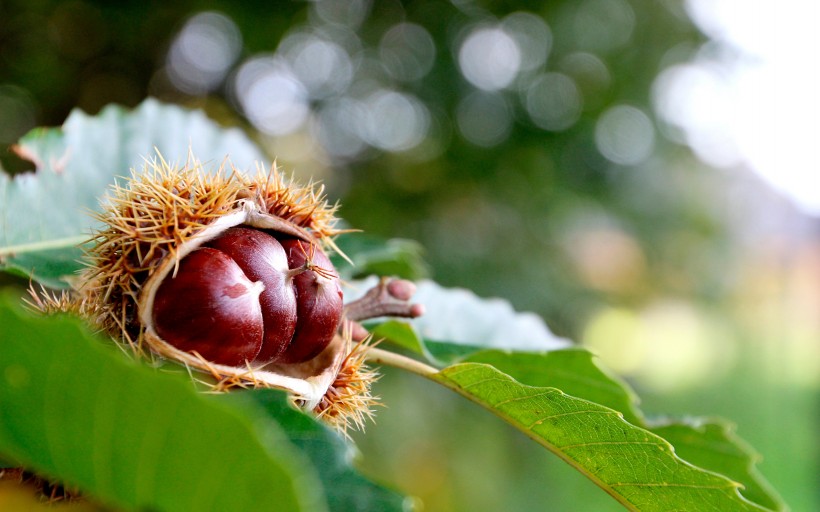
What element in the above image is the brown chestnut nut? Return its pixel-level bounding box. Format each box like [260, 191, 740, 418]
[279, 239, 343, 364]
[153, 227, 342, 366]
[152, 247, 265, 366]
[205, 227, 297, 363]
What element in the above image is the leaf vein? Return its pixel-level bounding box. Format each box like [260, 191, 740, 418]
[610, 482, 738, 490]
[494, 389, 559, 406]
[560, 440, 663, 451]
[527, 409, 620, 429]
[459, 376, 512, 390]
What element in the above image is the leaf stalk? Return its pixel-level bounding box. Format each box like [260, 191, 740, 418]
[365, 347, 438, 378]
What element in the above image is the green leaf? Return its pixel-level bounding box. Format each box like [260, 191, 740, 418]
[0, 294, 324, 512]
[459, 349, 784, 510]
[0, 99, 265, 287]
[0, 245, 87, 290]
[433, 362, 770, 512]
[651, 422, 783, 512]
[230, 390, 408, 512]
[366, 280, 783, 510]
[464, 349, 644, 426]
[361, 278, 569, 364]
[332, 233, 429, 281]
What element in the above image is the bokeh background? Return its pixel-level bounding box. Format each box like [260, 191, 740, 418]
[1, 0, 817, 510]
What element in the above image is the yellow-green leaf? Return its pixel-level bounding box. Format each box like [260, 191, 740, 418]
[433, 362, 771, 512]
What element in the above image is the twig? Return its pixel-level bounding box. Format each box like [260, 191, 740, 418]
[365, 346, 438, 378]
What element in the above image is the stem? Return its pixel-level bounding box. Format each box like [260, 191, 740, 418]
[365, 347, 438, 379]
[344, 277, 423, 321]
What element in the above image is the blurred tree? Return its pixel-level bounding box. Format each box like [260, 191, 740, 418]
[0, 0, 726, 338]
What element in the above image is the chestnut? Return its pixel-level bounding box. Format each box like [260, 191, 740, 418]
[205, 227, 297, 363]
[152, 247, 265, 366]
[151, 226, 343, 366]
[279, 238, 344, 364]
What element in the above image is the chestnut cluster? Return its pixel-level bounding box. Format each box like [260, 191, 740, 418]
[151, 227, 342, 366]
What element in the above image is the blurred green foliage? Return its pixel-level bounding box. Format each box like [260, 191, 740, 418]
[0, 0, 720, 336]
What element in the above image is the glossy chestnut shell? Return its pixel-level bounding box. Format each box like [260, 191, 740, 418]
[151, 227, 342, 366]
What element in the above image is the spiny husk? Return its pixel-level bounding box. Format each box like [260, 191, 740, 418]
[25, 285, 86, 317]
[75, 153, 352, 409]
[83, 154, 340, 343]
[310, 338, 381, 438]
[0, 467, 81, 504]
